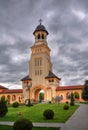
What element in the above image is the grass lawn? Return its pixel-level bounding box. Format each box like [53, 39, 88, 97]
[0, 125, 60, 130]
[0, 103, 79, 123]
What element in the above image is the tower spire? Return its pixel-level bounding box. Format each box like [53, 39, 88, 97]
[39, 19, 42, 25]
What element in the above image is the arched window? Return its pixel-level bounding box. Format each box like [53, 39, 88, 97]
[49, 79, 51, 82]
[40, 58, 42, 66]
[38, 34, 40, 39]
[66, 92, 71, 99]
[74, 92, 80, 99]
[52, 79, 54, 82]
[60, 95, 63, 100]
[7, 95, 10, 103]
[18, 96, 21, 102]
[42, 34, 44, 39]
[12, 95, 16, 101]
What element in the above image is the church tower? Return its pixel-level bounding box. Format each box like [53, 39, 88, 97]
[29, 20, 52, 87]
[21, 20, 61, 102]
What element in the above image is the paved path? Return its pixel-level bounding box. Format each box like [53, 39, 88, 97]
[0, 121, 64, 128]
[60, 104, 88, 130]
[0, 104, 88, 130]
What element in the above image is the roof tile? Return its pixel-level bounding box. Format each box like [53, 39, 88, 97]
[56, 85, 83, 91]
[45, 71, 61, 80]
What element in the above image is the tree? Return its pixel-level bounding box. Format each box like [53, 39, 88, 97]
[13, 118, 33, 130]
[0, 97, 8, 117]
[74, 92, 79, 99]
[39, 92, 44, 102]
[70, 92, 75, 106]
[82, 80, 88, 101]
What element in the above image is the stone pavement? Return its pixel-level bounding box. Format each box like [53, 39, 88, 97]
[0, 104, 88, 129]
[0, 121, 64, 128]
[60, 104, 88, 130]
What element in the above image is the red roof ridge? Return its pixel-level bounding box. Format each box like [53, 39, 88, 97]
[1, 89, 23, 94]
[56, 85, 83, 91]
[59, 85, 83, 87]
[0, 85, 8, 89]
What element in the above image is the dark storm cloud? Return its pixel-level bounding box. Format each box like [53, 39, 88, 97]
[0, 0, 88, 88]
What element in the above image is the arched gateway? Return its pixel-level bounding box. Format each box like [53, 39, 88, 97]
[30, 85, 46, 102]
[21, 21, 61, 102]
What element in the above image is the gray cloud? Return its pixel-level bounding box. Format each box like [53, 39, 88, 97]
[0, 0, 88, 88]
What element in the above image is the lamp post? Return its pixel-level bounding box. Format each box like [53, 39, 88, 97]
[26, 82, 32, 106]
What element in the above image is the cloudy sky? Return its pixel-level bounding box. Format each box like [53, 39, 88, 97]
[0, 0, 88, 89]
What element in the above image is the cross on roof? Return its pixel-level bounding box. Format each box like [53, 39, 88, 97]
[39, 19, 42, 25]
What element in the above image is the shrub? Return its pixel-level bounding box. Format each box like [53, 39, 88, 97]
[13, 118, 33, 130]
[70, 102, 74, 106]
[63, 104, 69, 110]
[66, 101, 69, 104]
[0, 98, 8, 117]
[49, 101, 51, 104]
[43, 109, 54, 119]
[12, 102, 19, 108]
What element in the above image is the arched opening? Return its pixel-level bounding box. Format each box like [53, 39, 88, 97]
[18, 96, 21, 102]
[12, 95, 16, 101]
[38, 34, 40, 39]
[74, 92, 80, 102]
[66, 92, 71, 99]
[60, 94, 63, 100]
[39, 90, 44, 103]
[7, 95, 10, 104]
[1, 95, 5, 101]
[42, 34, 44, 39]
[74, 92, 80, 99]
[34, 89, 44, 103]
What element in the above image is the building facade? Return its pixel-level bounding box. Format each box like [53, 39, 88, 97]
[0, 85, 23, 104]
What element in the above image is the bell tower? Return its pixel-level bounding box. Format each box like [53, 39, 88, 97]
[29, 20, 52, 87]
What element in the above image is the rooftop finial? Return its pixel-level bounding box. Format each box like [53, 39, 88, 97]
[39, 19, 42, 25]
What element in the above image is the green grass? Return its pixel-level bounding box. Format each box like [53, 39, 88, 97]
[0, 103, 79, 123]
[0, 125, 60, 130]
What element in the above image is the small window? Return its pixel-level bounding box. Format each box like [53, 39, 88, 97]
[40, 70, 42, 75]
[42, 34, 44, 39]
[27, 81, 28, 84]
[52, 79, 54, 82]
[35, 70, 37, 75]
[49, 79, 51, 82]
[38, 34, 40, 39]
[40, 59, 42, 66]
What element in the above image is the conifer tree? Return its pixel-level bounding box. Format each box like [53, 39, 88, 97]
[70, 92, 75, 106]
[0, 97, 8, 117]
[82, 80, 88, 101]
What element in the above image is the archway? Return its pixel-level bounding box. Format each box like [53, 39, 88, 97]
[34, 89, 44, 103]
[7, 95, 10, 104]
[30, 85, 46, 102]
[74, 92, 80, 99]
[12, 95, 16, 101]
[66, 92, 71, 99]
[39, 90, 44, 102]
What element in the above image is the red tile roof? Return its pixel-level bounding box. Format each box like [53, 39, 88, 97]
[0, 85, 8, 89]
[56, 85, 83, 91]
[1, 89, 23, 94]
